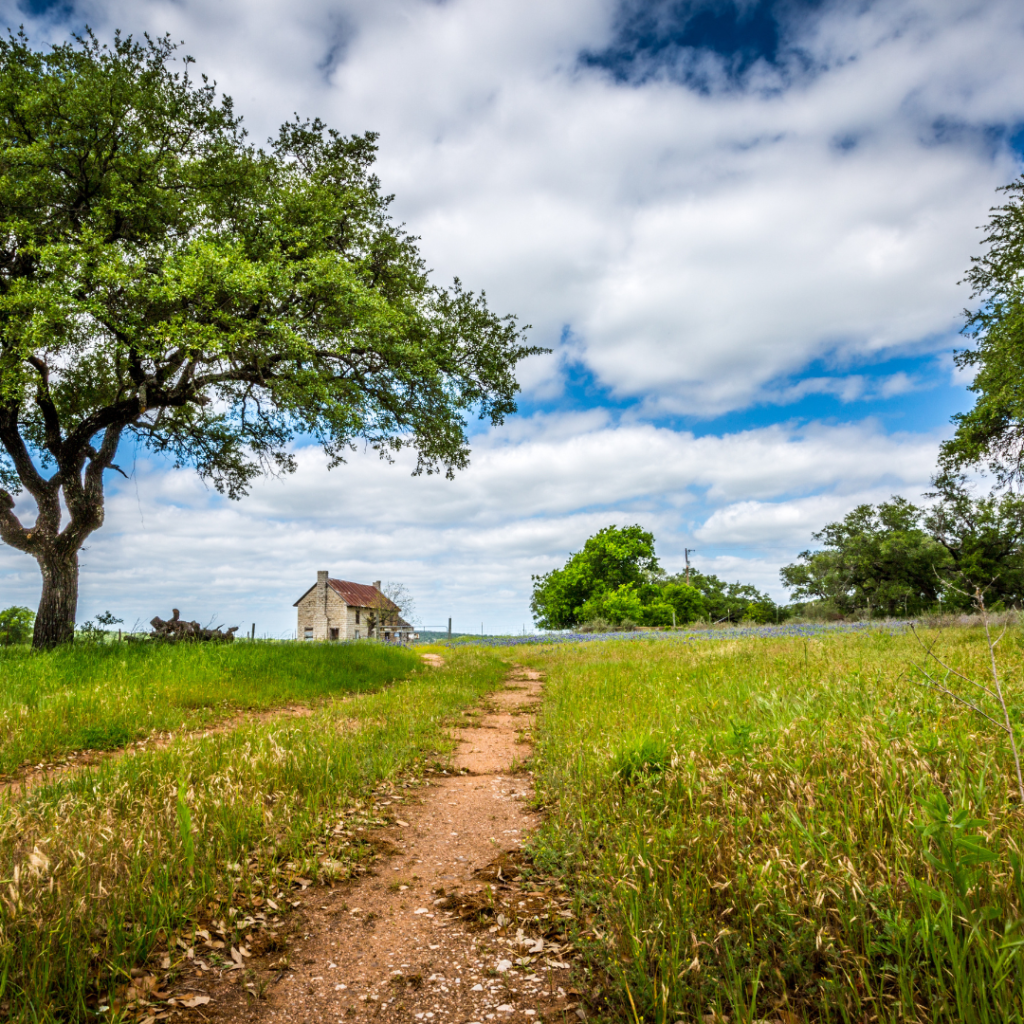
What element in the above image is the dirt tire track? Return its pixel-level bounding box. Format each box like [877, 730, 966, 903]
[0, 703, 328, 800]
[202, 663, 570, 1024]
[4, 658, 441, 799]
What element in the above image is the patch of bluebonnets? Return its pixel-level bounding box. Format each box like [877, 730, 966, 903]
[425, 621, 910, 648]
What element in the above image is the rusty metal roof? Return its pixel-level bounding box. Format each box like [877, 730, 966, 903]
[293, 578, 401, 610]
[328, 579, 399, 610]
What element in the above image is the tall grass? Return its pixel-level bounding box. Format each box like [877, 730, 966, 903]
[0, 645, 507, 1020]
[519, 630, 1024, 1023]
[0, 641, 419, 773]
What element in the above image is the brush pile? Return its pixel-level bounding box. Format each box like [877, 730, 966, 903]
[150, 609, 238, 643]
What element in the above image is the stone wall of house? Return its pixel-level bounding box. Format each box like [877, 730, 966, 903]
[296, 588, 318, 640]
[346, 602, 364, 639]
[296, 573, 396, 641]
[296, 574, 369, 640]
[327, 588, 352, 640]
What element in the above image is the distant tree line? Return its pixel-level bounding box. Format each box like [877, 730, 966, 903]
[530, 525, 782, 630]
[531, 473, 1024, 630]
[779, 480, 1024, 617]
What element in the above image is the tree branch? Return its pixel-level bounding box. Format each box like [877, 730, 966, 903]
[26, 355, 63, 455]
[915, 668, 1009, 732]
[83, 423, 122, 504]
[908, 624, 1000, 702]
[0, 404, 57, 513]
[0, 488, 34, 554]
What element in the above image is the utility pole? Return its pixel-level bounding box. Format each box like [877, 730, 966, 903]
[447, 617, 452, 641]
[685, 548, 695, 585]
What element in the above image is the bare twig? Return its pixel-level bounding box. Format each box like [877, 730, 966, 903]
[914, 666, 1008, 732]
[978, 591, 1024, 804]
[909, 624, 1000, 702]
[912, 587, 1024, 803]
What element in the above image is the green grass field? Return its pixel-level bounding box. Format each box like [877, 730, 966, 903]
[0, 643, 508, 1021]
[517, 628, 1024, 1024]
[5, 629, 1024, 1022]
[0, 641, 420, 775]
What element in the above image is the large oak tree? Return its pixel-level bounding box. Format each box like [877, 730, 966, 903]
[779, 497, 951, 616]
[0, 31, 540, 646]
[530, 525, 661, 630]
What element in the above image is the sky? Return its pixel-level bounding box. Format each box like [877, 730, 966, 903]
[1, 0, 1023, 635]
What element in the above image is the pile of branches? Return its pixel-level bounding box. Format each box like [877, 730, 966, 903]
[150, 610, 238, 643]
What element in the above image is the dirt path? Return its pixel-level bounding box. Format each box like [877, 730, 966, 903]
[204, 663, 575, 1024]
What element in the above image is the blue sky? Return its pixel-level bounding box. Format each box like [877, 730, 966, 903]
[1, 0, 1022, 634]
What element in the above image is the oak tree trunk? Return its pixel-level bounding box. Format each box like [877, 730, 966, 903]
[33, 548, 79, 648]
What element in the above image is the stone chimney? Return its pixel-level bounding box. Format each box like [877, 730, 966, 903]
[314, 570, 329, 640]
[373, 580, 381, 591]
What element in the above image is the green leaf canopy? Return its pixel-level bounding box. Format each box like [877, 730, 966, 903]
[779, 498, 951, 616]
[530, 525, 778, 629]
[530, 525, 661, 630]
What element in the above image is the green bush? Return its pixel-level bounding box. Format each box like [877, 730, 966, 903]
[576, 618, 614, 633]
[743, 600, 779, 624]
[661, 582, 708, 623]
[0, 606, 34, 646]
[578, 583, 645, 626]
[641, 601, 675, 626]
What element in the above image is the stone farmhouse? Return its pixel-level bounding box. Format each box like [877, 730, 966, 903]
[294, 571, 418, 642]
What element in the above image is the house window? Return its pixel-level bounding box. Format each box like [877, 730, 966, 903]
[329, 628, 339, 641]
[303, 627, 313, 640]
[355, 609, 360, 624]
[354, 629, 360, 639]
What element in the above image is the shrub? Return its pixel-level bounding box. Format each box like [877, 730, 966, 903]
[742, 600, 778, 624]
[642, 602, 676, 627]
[578, 583, 645, 626]
[0, 606, 34, 645]
[661, 582, 708, 623]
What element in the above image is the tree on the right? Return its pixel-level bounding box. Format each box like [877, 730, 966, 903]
[940, 175, 1024, 484]
[924, 474, 1024, 608]
[779, 497, 951, 617]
